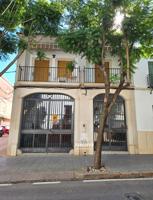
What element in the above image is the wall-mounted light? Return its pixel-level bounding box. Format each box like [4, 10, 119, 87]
[52, 54, 56, 58]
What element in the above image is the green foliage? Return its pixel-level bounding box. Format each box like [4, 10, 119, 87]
[66, 61, 75, 72]
[0, 32, 17, 60]
[36, 50, 46, 60]
[109, 74, 120, 83]
[0, 0, 63, 61]
[59, 0, 153, 72]
[58, 28, 102, 65]
[18, 38, 28, 50]
[0, 0, 27, 30]
[63, 0, 116, 31]
[0, 0, 27, 60]
[22, 0, 63, 36]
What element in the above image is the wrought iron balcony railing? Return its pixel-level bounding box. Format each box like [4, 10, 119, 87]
[17, 66, 122, 84]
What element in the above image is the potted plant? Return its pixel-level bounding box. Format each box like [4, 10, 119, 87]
[66, 61, 75, 72]
[36, 49, 46, 60]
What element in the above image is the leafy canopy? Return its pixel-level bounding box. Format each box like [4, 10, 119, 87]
[0, 0, 27, 60]
[0, 0, 64, 60]
[58, 0, 153, 69]
[22, 0, 64, 36]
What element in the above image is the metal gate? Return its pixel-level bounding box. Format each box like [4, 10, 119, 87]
[93, 94, 127, 151]
[20, 93, 74, 153]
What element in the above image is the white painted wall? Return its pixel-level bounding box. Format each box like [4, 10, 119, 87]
[134, 59, 153, 131]
[134, 90, 153, 131]
[134, 59, 151, 87]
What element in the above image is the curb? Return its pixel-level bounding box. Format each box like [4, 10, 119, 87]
[83, 171, 153, 180]
[0, 171, 153, 184]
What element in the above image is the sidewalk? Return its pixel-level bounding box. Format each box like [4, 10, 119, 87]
[0, 134, 8, 157]
[0, 153, 153, 183]
[0, 136, 153, 183]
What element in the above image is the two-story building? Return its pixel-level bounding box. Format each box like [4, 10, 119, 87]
[7, 36, 153, 156]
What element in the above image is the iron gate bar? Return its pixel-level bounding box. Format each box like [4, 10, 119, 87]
[93, 94, 127, 151]
[20, 93, 74, 153]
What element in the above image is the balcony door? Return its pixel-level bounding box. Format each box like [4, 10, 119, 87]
[95, 62, 109, 83]
[58, 60, 72, 79]
[34, 59, 49, 82]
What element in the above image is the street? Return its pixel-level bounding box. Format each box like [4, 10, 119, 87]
[0, 178, 153, 200]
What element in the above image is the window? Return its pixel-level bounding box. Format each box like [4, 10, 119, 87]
[148, 62, 153, 88]
[148, 62, 153, 74]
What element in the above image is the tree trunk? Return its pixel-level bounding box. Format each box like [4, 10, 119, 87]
[125, 39, 130, 83]
[0, 49, 24, 77]
[94, 33, 129, 169]
[94, 65, 127, 169]
[94, 58, 110, 169]
[94, 103, 108, 169]
[94, 31, 111, 169]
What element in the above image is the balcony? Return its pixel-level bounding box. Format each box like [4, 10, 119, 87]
[17, 66, 122, 87]
[28, 42, 61, 51]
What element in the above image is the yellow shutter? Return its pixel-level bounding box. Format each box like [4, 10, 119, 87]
[34, 60, 49, 82]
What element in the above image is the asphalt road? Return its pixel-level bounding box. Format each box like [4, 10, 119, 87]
[0, 178, 153, 200]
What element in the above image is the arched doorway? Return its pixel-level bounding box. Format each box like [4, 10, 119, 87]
[93, 94, 127, 151]
[20, 93, 74, 153]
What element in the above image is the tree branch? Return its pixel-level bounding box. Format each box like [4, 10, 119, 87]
[0, 49, 24, 77]
[1, 0, 14, 16]
[107, 79, 128, 114]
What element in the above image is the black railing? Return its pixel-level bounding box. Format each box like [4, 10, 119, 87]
[18, 66, 80, 83]
[84, 67, 121, 83]
[147, 74, 153, 88]
[18, 66, 121, 84]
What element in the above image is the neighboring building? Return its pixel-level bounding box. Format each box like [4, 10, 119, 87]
[7, 36, 153, 156]
[0, 77, 13, 126]
[133, 59, 153, 154]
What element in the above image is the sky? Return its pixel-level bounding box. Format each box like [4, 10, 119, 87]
[0, 54, 16, 85]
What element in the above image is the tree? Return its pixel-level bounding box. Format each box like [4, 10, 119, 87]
[0, 0, 27, 60]
[22, 0, 63, 37]
[0, 0, 63, 76]
[58, 0, 153, 169]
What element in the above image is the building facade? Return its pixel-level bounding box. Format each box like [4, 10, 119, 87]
[133, 59, 153, 154]
[0, 77, 13, 126]
[7, 36, 153, 156]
